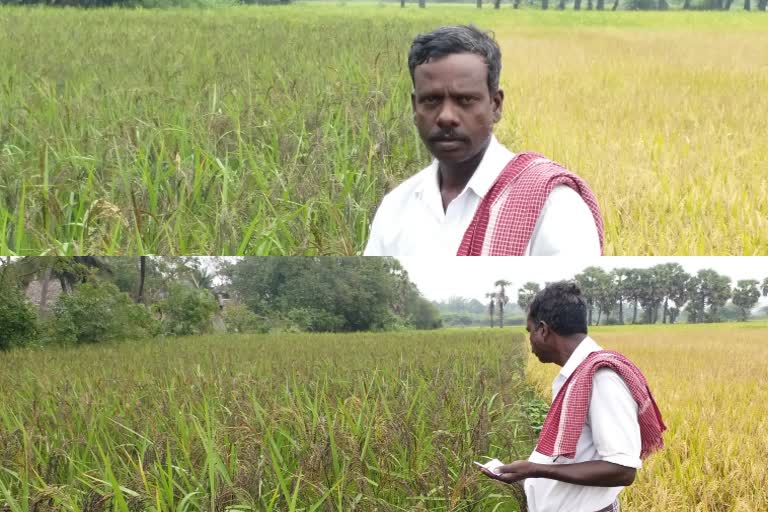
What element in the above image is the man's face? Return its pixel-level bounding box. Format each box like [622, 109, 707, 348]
[411, 53, 503, 165]
[526, 317, 552, 364]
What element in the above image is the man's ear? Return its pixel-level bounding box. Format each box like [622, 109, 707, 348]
[492, 88, 504, 124]
[538, 320, 550, 339]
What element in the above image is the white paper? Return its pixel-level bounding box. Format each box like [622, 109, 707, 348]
[473, 458, 505, 475]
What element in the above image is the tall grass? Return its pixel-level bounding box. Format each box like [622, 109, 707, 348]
[0, 329, 536, 511]
[0, 7, 766, 255]
[526, 322, 768, 511]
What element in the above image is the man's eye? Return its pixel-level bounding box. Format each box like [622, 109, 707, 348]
[459, 96, 475, 105]
[423, 96, 440, 104]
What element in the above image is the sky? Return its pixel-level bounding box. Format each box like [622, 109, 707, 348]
[398, 256, 768, 305]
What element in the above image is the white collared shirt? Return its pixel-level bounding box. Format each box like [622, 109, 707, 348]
[524, 337, 642, 512]
[363, 135, 600, 256]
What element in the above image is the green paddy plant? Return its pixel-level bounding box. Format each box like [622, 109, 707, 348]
[0, 330, 537, 511]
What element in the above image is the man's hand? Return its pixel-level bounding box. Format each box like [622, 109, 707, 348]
[478, 460, 535, 484]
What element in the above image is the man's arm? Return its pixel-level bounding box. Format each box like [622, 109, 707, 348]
[480, 460, 635, 487]
[535, 460, 636, 486]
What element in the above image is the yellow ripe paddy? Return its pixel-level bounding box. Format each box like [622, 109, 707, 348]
[526, 321, 768, 512]
[0, 7, 766, 255]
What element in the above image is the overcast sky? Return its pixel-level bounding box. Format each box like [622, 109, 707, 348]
[398, 257, 768, 304]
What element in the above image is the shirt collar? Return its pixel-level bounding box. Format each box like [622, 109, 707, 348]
[558, 336, 603, 381]
[465, 134, 515, 199]
[416, 134, 515, 202]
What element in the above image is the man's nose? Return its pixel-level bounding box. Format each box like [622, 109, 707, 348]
[436, 100, 460, 129]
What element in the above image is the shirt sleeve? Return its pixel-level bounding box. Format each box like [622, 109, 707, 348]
[525, 185, 601, 256]
[588, 368, 643, 469]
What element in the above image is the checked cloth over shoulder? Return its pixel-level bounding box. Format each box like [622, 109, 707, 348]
[536, 350, 666, 460]
[457, 151, 604, 256]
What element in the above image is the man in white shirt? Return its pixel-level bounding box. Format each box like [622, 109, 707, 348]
[364, 26, 603, 256]
[479, 282, 665, 512]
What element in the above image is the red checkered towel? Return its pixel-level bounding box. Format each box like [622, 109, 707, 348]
[536, 350, 666, 460]
[457, 152, 604, 256]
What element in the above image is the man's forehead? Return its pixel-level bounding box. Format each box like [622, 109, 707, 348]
[413, 53, 488, 83]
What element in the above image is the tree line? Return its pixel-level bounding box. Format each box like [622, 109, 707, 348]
[0, 256, 441, 351]
[509, 264, 768, 327]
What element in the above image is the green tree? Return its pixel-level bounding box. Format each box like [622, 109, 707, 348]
[222, 258, 426, 332]
[48, 280, 158, 344]
[155, 282, 219, 336]
[732, 280, 760, 321]
[9, 257, 112, 316]
[0, 272, 38, 350]
[685, 274, 706, 323]
[594, 272, 616, 325]
[517, 282, 541, 314]
[611, 268, 631, 325]
[654, 263, 690, 324]
[762, 277, 768, 296]
[637, 268, 663, 324]
[221, 302, 268, 333]
[575, 267, 610, 325]
[622, 269, 643, 324]
[665, 264, 690, 324]
[685, 269, 732, 323]
[706, 271, 732, 322]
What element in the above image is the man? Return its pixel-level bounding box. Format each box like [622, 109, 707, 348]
[364, 26, 604, 256]
[479, 282, 665, 512]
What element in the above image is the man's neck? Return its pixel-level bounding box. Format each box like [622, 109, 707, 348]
[437, 138, 492, 195]
[554, 333, 588, 367]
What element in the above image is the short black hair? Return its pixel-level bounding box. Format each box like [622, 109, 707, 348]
[527, 281, 588, 336]
[407, 25, 502, 95]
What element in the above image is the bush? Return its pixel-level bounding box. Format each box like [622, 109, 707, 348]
[287, 307, 344, 332]
[46, 280, 159, 344]
[222, 302, 270, 334]
[156, 283, 219, 336]
[0, 284, 38, 350]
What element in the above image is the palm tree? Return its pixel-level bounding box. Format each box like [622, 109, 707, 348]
[658, 263, 690, 324]
[611, 268, 630, 325]
[494, 280, 511, 328]
[575, 267, 609, 325]
[517, 282, 540, 314]
[637, 268, 662, 324]
[732, 280, 760, 321]
[486, 292, 496, 328]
